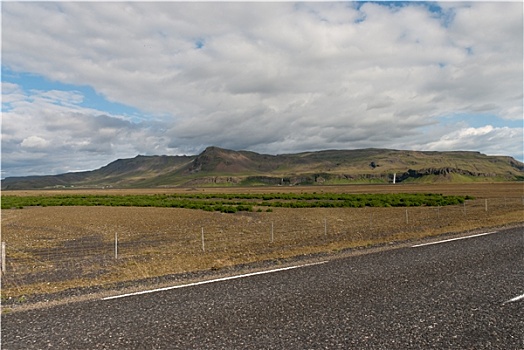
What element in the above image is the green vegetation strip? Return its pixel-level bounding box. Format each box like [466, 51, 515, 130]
[1, 193, 471, 213]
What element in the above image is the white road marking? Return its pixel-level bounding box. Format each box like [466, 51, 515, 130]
[411, 231, 497, 248]
[503, 293, 524, 305]
[102, 261, 328, 301]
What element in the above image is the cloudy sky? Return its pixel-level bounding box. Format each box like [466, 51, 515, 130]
[2, 1, 523, 178]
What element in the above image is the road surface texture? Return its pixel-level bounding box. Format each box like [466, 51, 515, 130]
[2, 226, 523, 349]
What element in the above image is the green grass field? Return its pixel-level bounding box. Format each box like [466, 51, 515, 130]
[1, 192, 469, 213]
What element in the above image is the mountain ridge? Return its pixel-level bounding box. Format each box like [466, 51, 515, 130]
[2, 147, 523, 190]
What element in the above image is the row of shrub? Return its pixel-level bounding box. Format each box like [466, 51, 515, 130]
[1, 193, 470, 212]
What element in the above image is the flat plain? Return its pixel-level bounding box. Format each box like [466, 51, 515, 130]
[1, 182, 523, 305]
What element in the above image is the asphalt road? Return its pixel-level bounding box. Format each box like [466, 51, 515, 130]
[2, 226, 523, 349]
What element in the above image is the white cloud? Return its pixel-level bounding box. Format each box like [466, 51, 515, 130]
[1, 83, 179, 177]
[1, 2, 522, 177]
[20, 136, 50, 149]
[423, 125, 523, 158]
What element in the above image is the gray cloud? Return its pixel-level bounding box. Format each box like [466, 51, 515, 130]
[1, 2, 522, 177]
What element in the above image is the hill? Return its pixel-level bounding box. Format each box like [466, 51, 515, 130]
[2, 147, 523, 190]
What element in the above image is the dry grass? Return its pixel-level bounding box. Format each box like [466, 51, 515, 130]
[1, 183, 523, 299]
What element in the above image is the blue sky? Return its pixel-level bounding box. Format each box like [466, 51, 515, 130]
[2, 1, 523, 178]
[2, 67, 144, 118]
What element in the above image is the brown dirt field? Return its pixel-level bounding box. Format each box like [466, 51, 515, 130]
[1, 183, 523, 302]
[3, 182, 523, 197]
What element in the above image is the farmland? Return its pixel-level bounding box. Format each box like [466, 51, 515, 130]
[1, 183, 523, 306]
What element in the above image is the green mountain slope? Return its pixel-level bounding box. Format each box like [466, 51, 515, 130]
[2, 147, 523, 189]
